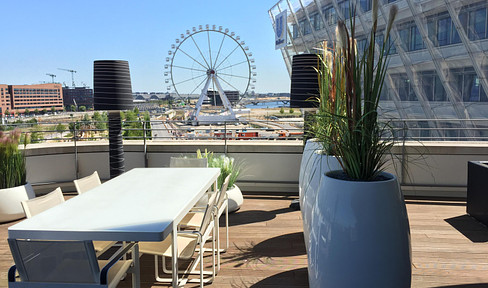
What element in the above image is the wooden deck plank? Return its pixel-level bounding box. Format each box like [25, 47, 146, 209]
[1, 195, 488, 287]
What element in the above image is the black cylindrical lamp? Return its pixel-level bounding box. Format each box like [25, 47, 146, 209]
[290, 54, 320, 108]
[93, 60, 133, 179]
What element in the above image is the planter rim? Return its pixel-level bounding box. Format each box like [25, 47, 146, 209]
[470, 160, 488, 167]
[325, 170, 397, 184]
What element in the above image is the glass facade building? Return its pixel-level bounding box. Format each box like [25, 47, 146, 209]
[269, 0, 488, 139]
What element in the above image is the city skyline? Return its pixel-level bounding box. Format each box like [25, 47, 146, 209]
[1, 0, 290, 94]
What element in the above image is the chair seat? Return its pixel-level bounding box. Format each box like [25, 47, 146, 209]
[180, 212, 204, 229]
[139, 234, 198, 260]
[98, 259, 133, 288]
[94, 241, 116, 255]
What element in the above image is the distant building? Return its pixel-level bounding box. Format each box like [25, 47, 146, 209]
[63, 86, 93, 109]
[206, 90, 240, 105]
[0, 84, 11, 116]
[8, 83, 63, 114]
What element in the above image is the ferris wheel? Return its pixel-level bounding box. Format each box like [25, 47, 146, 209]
[165, 25, 256, 124]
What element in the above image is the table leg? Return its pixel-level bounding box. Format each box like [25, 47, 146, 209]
[172, 222, 178, 287]
[132, 242, 140, 288]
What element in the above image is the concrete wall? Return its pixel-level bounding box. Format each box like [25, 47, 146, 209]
[24, 140, 488, 198]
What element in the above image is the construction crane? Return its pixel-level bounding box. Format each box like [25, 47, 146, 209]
[58, 68, 77, 87]
[46, 73, 56, 83]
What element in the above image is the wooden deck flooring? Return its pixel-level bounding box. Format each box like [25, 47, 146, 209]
[1, 195, 488, 287]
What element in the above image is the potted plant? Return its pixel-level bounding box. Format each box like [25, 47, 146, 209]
[197, 149, 242, 212]
[307, 2, 412, 287]
[0, 129, 35, 223]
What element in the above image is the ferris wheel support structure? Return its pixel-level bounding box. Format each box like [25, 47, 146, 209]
[192, 70, 236, 125]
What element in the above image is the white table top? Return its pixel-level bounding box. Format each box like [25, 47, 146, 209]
[8, 168, 220, 242]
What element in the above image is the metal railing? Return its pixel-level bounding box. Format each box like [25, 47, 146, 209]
[2, 118, 488, 146]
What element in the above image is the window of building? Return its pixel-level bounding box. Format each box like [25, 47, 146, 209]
[392, 73, 417, 101]
[323, 5, 337, 26]
[292, 24, 299, 38]
[427, 12, 461, 46]
[452, 67, 488, 102]
[375, 32, 397, 54]
[459, 3, 488, 40]
[310, 12, 322, 31]
[420, 71, 447, 101]
[338, 0, 352, 19]
[398, 22, 425, 51]
[360, 0, 372, 12]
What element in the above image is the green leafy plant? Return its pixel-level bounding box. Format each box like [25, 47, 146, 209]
[320, 0, 398, 181]
[196, 149, 240, 189]
[0, 129, 27, 189]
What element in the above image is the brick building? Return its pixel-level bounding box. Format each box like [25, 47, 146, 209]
[6, 83, 63, 115]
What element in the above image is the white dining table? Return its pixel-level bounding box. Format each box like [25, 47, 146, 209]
[8, 167, 220, 288]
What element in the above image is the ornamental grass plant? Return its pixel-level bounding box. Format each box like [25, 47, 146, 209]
[319, 0, 398, 181]
[311, 39, 347, 155]
[0, 129, 26, 189]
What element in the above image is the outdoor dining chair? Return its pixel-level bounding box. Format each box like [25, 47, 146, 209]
[8, 239, 139, 288]
[21, 187, 64, 219]
[170, 157, 212, 208]
[169, 157, 208, 168]
[138, 192, 218, 287]
[180, 174, 231, 271]
[74, 171, 102, 194]
[73, 171, 116, 255]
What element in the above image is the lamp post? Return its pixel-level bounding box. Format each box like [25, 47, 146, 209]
[93, 60, 133, 179]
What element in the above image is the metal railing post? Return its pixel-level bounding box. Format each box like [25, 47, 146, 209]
[74, 121, 79, 179]
[224, 121, 228, 155]
[400, 120, 407, 186]
[143, 120, 148, 167]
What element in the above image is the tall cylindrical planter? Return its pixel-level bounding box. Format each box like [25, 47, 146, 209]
[308, 171, 411, 288]
[301, 151, 341, 253]
[299, 139, 322, 208]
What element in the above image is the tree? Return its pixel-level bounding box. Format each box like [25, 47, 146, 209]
[34, 109, 39, 115]
[92, 111, 107, 131]
[70, 105, 76, 112]
[55, 123, 66, 138]
[24, 109, 30, 115]
[289, 108, 294, 114]
[51, 106, 56, 113]
[280, 107, 285, 114]
[79, 106, 86, 112]
[42, 109, 47, 114]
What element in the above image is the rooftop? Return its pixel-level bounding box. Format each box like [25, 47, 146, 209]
[1, 194, 488, 287]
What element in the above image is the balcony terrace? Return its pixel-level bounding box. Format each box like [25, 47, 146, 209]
[1, 119, 488, 287]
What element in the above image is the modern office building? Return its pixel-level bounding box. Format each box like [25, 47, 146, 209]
[62, 86, 94, 109]
[269, 0, 488, 139]
[8, 83, 64, 114]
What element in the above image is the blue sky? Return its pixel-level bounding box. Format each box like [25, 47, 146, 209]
[1, 0, 290, 93]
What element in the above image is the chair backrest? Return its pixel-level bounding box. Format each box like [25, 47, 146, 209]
[9, 239, 100, 284]
[199, 192, 218, 234]
[21, 187, 65, 218]
[74, 171, 102, 194]
[216, 175, 231, 208]
[170, 157, 208, 168]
